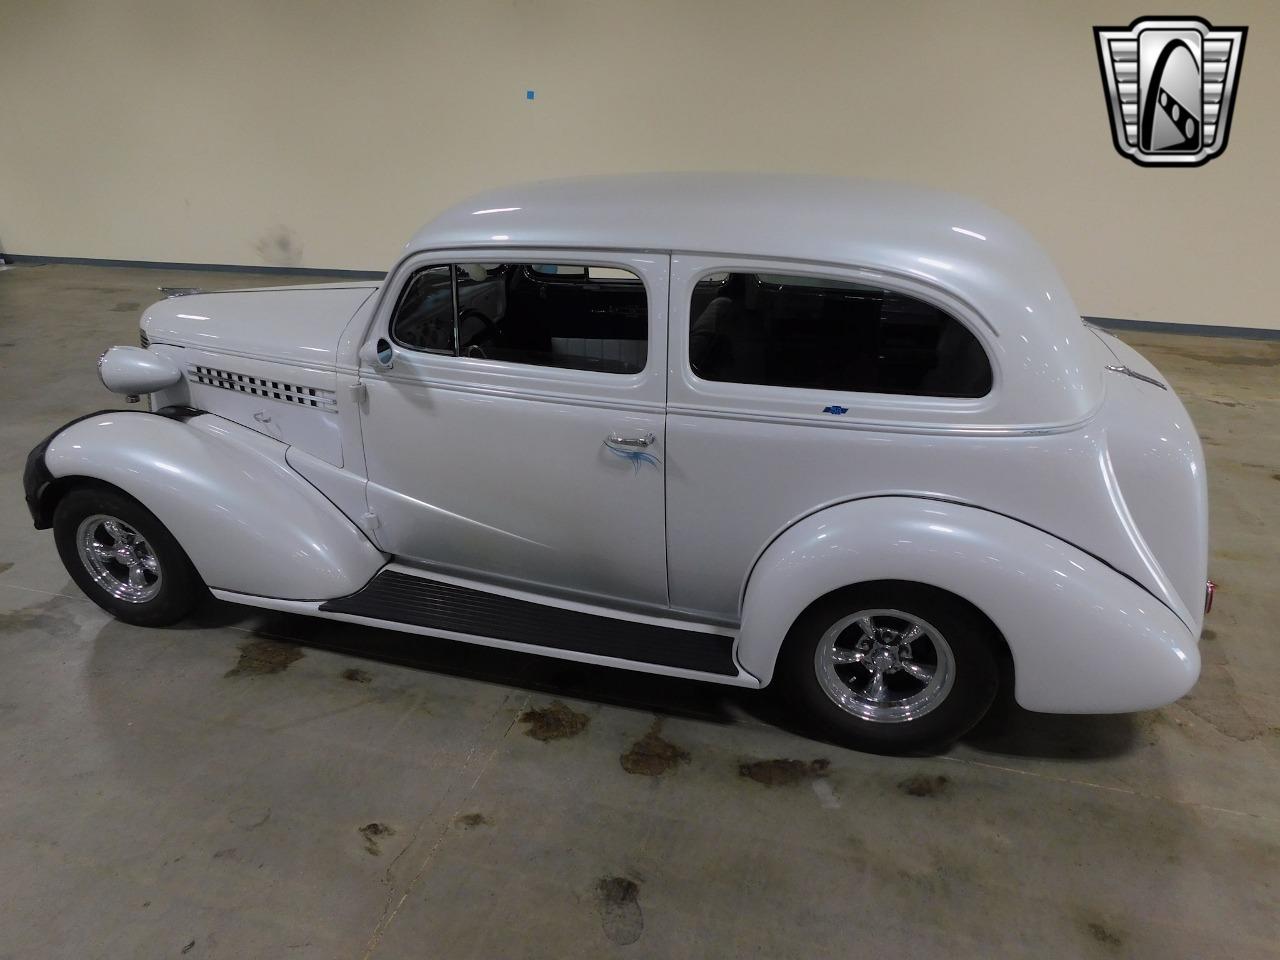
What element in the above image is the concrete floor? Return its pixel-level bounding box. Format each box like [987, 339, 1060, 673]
[1, 263, 1278, 959]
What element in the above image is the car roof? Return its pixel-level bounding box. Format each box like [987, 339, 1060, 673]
[410, 173, 1049, 295]
[412, 172, 1001, 255]
[405, 174, 1102, 427]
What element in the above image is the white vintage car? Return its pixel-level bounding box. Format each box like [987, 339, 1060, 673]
[24, 174, 1210, 752]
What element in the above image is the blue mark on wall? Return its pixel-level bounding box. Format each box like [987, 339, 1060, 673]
[526, 90, 536, 100]
[823, 405, 849, 415]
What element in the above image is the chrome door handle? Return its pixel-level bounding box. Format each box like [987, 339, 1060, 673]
[606, 432, 655, 448]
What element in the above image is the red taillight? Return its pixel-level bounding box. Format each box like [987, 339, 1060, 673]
[1205, 580, 1216, 615]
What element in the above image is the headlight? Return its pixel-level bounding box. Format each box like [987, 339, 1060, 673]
[97, 345, 182, 395]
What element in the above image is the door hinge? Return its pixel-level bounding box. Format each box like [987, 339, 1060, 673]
[348, 381, 368, 403]
[362, 511, 380, 529]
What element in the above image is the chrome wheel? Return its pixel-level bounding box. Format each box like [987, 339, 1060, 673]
[75, 514, 162, 603]
[814, 608, 955, 723]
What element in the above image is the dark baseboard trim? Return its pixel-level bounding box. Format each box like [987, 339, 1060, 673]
[1084, 316, 1280, 341]
[0, 253, 386, 280]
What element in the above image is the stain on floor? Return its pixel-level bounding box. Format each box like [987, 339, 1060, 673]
[456, 813, 490, 829]
[1085, 919, 1124, 949]
[0, 597, 82, 636]
[620, 719, 690, 776]
[518, 701, 589, 741]
[224, 638, 303, 677]
[341, 667, 372, 684]
[228, 806, 271, 830]
[111, 301, 141, 313]
[738, 758, 830, 786]
[0, 562, 12, 575]
[594, 876, 643, 945]
[358, 822, 395, 855]
[898, 774, 949, 797]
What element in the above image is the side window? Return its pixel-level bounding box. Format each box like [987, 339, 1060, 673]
[390, 262, 647, 374]
[689, 272, 992, 398]
[390, 265, 456, 354]
[455, 263, 648, 374]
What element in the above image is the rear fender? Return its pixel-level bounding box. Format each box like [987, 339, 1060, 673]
[736, 497, 1198, 713]
[40, 411, 386, 600]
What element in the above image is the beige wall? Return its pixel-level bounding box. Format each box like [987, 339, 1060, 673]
[1, 0, 1276, 328]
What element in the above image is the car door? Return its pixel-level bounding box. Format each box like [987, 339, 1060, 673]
[665, 255, 998, 621]
[357, 250, 670, 608]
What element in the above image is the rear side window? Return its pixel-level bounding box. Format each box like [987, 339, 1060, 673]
[391, 262, 647, 374]
[689, 272, 992, 398]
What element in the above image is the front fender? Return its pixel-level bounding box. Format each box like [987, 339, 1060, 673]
[736, 498, 1199, 713]
[40, 411, 386, 600]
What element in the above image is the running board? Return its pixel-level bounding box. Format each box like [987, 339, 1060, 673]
[319, 569, 739, 676]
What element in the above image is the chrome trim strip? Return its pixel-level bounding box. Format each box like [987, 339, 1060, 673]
[665, 403, 1092, 437]
[148, 341, 333, 374]
[358, 370, 667, 415]
[1105, 364, 1168, 390]
[383, 246, 1000, 337]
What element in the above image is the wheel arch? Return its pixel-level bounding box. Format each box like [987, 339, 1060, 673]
[37, 411, 387, 601]
[30, 473, 89, 529]
[735, 497, 1199, 713]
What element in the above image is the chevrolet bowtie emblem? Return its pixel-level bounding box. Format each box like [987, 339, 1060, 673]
[1094, 16, 1247, 167]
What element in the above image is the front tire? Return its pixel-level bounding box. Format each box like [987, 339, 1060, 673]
[53, 485, 205, 627]
[777, 582, 999, 754]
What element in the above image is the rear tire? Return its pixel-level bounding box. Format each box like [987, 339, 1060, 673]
[777, 581, 999, 754]
[53, 485, 205, 627]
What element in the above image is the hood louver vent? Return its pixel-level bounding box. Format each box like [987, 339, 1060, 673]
[190, 364, 336, 408]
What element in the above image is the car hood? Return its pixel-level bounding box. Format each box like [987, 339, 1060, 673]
[140, 282, 380, 369]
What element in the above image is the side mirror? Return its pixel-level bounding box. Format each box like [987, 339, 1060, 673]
[376, 338, 395, 369]
[360, 337, 395, 371]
